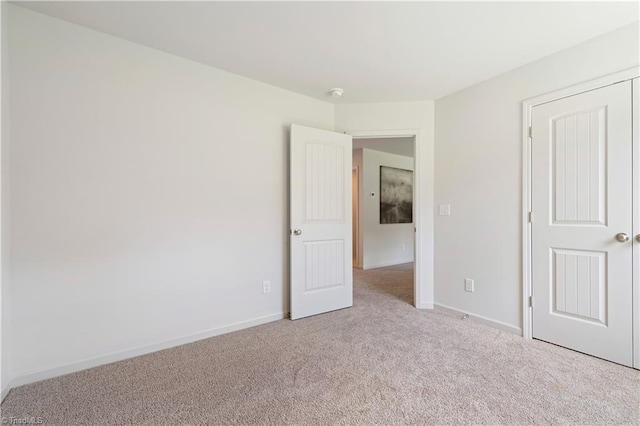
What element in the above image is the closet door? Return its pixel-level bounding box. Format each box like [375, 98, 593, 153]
[531, 81, 633, 366]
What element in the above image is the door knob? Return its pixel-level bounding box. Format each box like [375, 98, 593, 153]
[636, 234, 640, 243]
[615, 233, 630, 242]
[293, 229, 302, 236]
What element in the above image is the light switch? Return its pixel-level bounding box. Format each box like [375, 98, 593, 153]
[439, 204, 451, 216]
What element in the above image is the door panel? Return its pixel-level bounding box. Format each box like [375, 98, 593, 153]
[532, 81, 633, 366]
[290, 124, 352, 320]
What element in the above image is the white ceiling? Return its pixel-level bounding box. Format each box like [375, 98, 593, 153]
[353, 137, 414, 158]
[13, 1, 640, 103]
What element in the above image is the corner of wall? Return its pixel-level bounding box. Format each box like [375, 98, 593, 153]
[1, 381, 11, 402]
[0, 0, 10, 398]
[433, 22, 639, 330]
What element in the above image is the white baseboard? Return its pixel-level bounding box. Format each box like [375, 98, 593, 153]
[434, 303, 522, 336]
[1, 383, 10, 402]
[416, 302, 434, 309]
[7, 312, 286, 391]
[363, 259, 414, 270]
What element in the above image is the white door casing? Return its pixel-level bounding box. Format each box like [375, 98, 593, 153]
[633, 78, 639, 368]
[531, 81, 633, 366]
[348, 129, 428, 309]
[352, 167, 359, 265]
[290, 124, 353, 320]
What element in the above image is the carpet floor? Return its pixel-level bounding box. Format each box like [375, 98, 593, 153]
[2, 263, 639, 425]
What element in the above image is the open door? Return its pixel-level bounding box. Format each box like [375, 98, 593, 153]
[290, 124, 353, 320]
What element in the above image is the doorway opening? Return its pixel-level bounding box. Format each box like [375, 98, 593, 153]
[289, 124, 429, 320]
[352, 136, 416, 305]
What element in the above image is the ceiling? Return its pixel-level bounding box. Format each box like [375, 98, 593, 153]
[13, 1, 639, 103]
[353, 137, 414, 158]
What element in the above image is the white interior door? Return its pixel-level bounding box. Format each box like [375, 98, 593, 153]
[531, 81, 633, 366]
[290, 124, 353, 320]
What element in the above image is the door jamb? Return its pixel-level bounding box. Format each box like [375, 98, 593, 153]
[632, 77, 639, 368]
[352, 166, 361, 268]
[346, 129, 430, 309]
[522, 68, 640, 367]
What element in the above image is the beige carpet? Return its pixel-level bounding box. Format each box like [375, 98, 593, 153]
[2, 263, 639, 425]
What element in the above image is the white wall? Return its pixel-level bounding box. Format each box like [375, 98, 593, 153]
[7, 5, 334, 383]
[335, 101, 435, 308]
[435, 22, 640, 331]
[0, 0, 10, 400]
[359, 149, 414, 269]
[353, 137, 414, 158]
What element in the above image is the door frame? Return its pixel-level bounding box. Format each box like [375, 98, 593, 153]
[633, 77, 639, 368]
[521, 68, 640, 367]
[352, 166, 361, 268]
[346, 129, 430, 309]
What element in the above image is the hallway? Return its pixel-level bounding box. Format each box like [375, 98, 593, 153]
[354, 262, 414, 306]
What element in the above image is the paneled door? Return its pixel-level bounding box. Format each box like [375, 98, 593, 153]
[531, 81, 633, 366]
[290, 124, 353, 320]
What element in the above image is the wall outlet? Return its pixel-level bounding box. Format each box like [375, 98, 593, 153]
[464, 278, 474, 293]
[401, 244, 405, 251]
[262, 280, 271, 294]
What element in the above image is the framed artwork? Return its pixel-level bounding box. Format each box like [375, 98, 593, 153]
[380, 166, 413, 224]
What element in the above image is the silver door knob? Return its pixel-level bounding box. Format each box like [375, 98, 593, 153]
[636, 234, 640, 243]
[293, 229, 302, 236]
[615, 233, 630, 242]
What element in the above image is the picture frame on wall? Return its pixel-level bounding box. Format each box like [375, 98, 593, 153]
[380, 166, 413, 224]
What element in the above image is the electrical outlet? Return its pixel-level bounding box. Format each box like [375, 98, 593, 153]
[262, 280, 271, 294]
[401, 244, 405, 251]
[464, 278, 474, 293]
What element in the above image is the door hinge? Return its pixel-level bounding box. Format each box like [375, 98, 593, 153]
[528, 126, 532, 139]
[528, 296, 533, 307]
[528, 211, 532, 223]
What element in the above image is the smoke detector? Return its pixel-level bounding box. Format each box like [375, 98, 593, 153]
[329, 88, 344, 98]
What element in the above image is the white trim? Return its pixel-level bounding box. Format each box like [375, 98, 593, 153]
[0, 0, 5, 403]
[363, 259, 414, 270]
[349, 130, 417, 139]
[633, 78, 639, 369]
[522, 67, 640, 344]
[521, 99, 532, 339]
[435, 303, 522, 336]
[524, 68, 640, 107]
[352, 165, 361, 269]
[346, 128, 433, 310]
[1, 384, 9, 402]
[6, 312, 285, 390]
